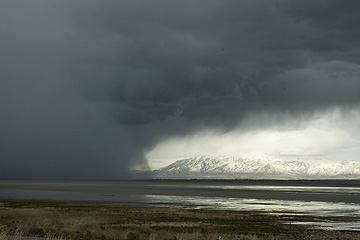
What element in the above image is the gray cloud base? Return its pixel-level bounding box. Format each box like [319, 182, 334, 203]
[1, 0, 360, 179]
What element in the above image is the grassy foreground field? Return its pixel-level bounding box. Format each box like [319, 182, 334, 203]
[0, 199, 359, 240]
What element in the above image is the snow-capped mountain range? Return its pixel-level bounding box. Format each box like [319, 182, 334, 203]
[152, 155, 360, 179]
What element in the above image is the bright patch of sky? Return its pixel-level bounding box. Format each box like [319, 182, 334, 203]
[147, 107, 360, 170]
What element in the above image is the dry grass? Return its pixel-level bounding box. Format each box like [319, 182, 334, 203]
[0, 199, 359, 240]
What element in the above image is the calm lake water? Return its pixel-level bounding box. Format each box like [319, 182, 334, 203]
[1, 180, 360, 231]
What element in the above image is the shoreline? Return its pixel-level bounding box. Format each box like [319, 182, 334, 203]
[1, 198, 360, 240]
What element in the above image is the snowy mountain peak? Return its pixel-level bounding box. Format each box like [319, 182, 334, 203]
[153, 155, 360, 179]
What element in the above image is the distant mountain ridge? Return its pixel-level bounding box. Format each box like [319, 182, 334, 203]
[151, 155, 360, 179]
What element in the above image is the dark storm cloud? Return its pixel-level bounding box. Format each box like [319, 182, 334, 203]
[1, 0, 359, 179]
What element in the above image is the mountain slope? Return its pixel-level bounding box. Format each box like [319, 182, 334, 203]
[152, 156, 360, 179]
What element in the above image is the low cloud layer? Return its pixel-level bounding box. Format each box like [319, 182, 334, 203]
[1, 0, 360, 179]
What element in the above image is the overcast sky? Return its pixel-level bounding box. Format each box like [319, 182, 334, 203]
[1, 0, 360, 179]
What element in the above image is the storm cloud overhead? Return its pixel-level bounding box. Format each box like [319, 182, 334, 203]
[1, 0, 360, 179]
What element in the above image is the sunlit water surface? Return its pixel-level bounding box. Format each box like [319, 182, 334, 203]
[0, 180, 359, 231]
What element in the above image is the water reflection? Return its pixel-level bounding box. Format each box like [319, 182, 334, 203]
[145, 194, 360, 231]
[156, 184, 360, 195]
[1, 180, 360, 231]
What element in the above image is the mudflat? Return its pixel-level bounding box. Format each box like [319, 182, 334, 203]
[0, 199, 359, 240]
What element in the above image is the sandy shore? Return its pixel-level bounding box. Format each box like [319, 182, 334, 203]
[0, 199, 359, 240]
